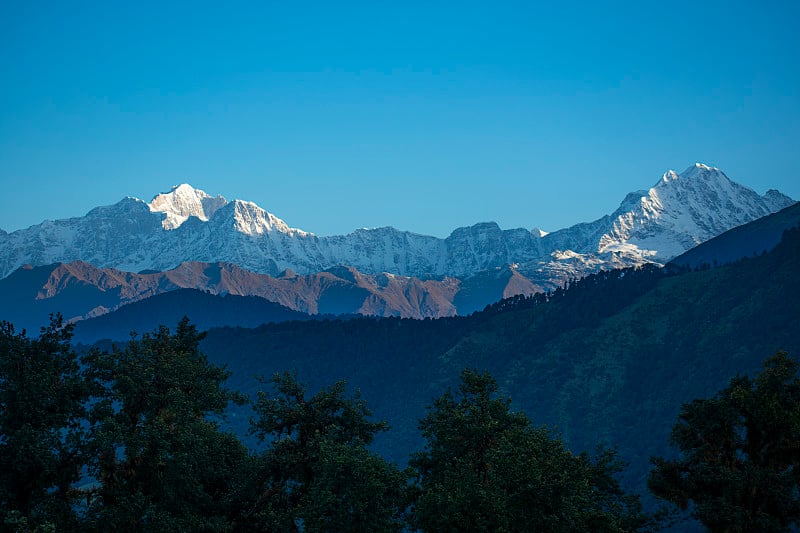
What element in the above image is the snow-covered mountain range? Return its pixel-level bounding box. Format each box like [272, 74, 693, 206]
[0, 164, 793, 283]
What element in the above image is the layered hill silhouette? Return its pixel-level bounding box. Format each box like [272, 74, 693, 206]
[6, 171, 797, 529]
[6, 200, 799, 342]
[669, 201, 800, 269]
[193, 222, 800, 511]
[0, 260, 543, 337]
[70, 289, 314, 344]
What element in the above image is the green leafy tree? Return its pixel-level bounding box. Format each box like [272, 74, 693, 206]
[649, 351, 800, 532]
[0, 315, 91, 532]
[245, 372, 407, 532]
[409, 369, 651, 532]
[83, 317, 251, 532]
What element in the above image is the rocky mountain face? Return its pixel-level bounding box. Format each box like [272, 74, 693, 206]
[0, 260, 546, 333]
[529, 164, 793, 274]
[0, 164, 793, 285]
[148, 183, 227, 229]
[6, 189, 797, 334]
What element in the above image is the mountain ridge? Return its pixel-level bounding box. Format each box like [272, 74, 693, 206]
[70, 288, 315, 344]
[193, 223, 800, 513]
[0, 164, 792, 282]
[0, 259, 541, 336]
[669, 201, 800, 270]
[4, 181, 796, 338]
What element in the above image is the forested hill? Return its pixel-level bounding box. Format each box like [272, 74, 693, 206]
[438, 226, 800, 492]
[200, 226, 800, 499]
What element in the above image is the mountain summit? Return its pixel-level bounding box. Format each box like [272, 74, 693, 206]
[0, 164, 793, 283]
[148, 184, 227, 229]
[592, 163, 793, 260]
[147, 185, 307, 236]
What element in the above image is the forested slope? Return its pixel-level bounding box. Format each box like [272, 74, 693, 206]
[201, 227, 800, 497]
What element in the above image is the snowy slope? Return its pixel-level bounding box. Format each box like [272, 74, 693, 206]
[0, 165, 793, 282]
[149, 184, 227, 229]
[527, 163, 794, 282]
[597, 164, 792, 260]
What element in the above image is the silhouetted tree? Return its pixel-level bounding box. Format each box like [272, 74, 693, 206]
[246, 372, 407, 532]
[83, 317, 250, 531]
[409, 369, 651, 532]
[0, 315, 91, 531]
[649, 351, 800, 532]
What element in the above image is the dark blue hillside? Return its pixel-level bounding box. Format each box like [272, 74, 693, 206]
[73, 289, 315, 344]
[197, 226, 800, 519]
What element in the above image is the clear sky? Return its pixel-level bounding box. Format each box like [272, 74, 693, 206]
[1, 1, 798, 237]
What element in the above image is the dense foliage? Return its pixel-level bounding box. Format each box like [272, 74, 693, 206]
[649, 351, 800, 532]
[409, 369, 652, 532]
[245, 373, 407, 532]
[2, 228, 798, 530]
[201, 227, 800, 496]
[1, 318, 657, 531]
[82, 318, 251, 531]
[0, 315, 91, 532]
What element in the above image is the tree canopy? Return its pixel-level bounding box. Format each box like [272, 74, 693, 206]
[649, 351, 800, 532]
[0, 315, 91, 531]
[24, 314, 800, 531]
[245, 372, 407, 532]
[409, 369, 651, 532]
[82, 317, 251, 531]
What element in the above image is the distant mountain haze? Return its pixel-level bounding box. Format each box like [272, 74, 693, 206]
[69, 288, 313, 344]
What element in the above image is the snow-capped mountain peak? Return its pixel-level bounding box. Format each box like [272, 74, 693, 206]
[659, 163, 722, 185]
[0, 165, 794, 285]
[148, 183, 228, 229]
[147, 183, 311, 236]
[689, 162, 716, 172]
[223, 199, 310, 237]
[595, 163, 794, 259]
[678, 162, 727, 182]
[660, 169, 680, 184]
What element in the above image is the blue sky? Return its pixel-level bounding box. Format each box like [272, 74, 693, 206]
[1, 1, 798, 237]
